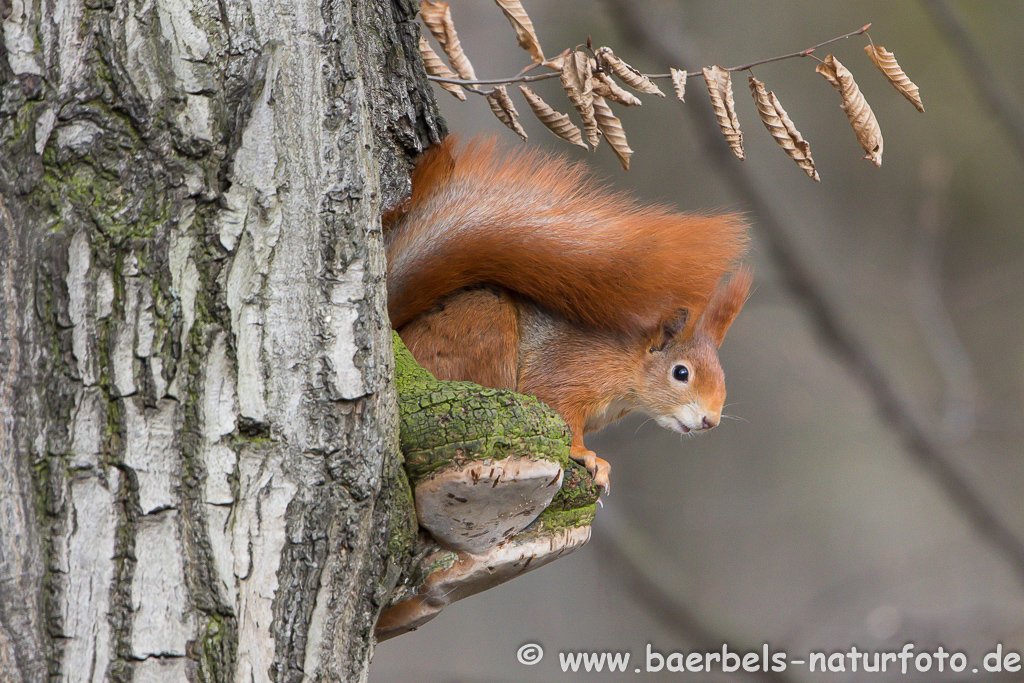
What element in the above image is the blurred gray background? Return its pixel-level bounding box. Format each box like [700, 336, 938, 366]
[372, 1, 1024, 680]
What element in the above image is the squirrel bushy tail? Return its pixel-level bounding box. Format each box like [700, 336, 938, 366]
[385, 137, 748, 333]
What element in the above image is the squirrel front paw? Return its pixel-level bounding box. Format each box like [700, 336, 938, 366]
[570, 446, 610, 494]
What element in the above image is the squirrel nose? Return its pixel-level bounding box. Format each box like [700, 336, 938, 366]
[701, 416, 718, 430]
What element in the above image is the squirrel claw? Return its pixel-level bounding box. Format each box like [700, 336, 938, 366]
[570, 446, 611, 495]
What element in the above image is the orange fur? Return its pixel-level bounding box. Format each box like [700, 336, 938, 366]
[385, 137, 748, 334]
[398, 287, 520, 389]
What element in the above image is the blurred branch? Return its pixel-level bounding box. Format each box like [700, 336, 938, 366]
[908, 156, 978, 440]
[595, 506, 796, 683]
[601, 0, 1024, 585]
[919, 0, 1024, 165]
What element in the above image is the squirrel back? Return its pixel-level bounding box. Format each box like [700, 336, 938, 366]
[384, 137, 748, 335]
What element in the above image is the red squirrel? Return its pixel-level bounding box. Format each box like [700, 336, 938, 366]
[385, 137, 751, 491]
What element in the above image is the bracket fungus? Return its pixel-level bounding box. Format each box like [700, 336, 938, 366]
[378, 335, 600, 639]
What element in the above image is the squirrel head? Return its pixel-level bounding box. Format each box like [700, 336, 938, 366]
[637, 267, 752, 434]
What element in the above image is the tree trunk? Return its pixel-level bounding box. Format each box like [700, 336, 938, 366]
[0, 0, 443, 680]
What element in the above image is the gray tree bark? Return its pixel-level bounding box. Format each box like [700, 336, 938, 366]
[0, 0, 443, 680]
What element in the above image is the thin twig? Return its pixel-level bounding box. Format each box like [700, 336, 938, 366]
[646, 23, 871, 79]
[919, 0, 1024, 166]
[603, 0, 1024, 587]
[428, 72, 560, 87]
[427, 24, 871, 90]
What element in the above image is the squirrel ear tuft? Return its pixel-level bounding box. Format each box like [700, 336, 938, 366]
[649, 308, 689, 352]
[663, 308, 689, 340]
[700, 266, 752, 347]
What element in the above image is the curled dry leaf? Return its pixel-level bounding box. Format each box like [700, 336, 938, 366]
[418, 36, 466, 101]
[749, 76, 818, 181]
[592, 95, 633, 170]
[703, 65, 744, 160]
[816, 54, 883, 167]
[419, 0, 476, 81]
[519, 86, 588, 149]
[595, 46, 665, 97]
[487, 85, 527, 141]
[493, 0, 545, 63]
[561, 50, 599, 147]
[865, 44, 924, 113]
[592, 72, 642, 106]
[543, 48, 568, 72]
[670, 68, 687, 102]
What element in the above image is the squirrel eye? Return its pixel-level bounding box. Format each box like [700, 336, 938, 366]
[672, 364, 690, 383]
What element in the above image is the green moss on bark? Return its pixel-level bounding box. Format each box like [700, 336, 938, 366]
[392, 331, 599, 536]
[384, 449, 419, 565]
[394, 333, 575, 479]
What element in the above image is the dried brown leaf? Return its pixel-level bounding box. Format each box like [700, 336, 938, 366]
[592, 72, 642, 106]
[749, 76, 818, 181]
[543, 48, 568, 72]
[670, 68, 687, 102]
[703, 65, 744, 160]
[418, 36, 466, 101]
[493, 0, 544, 63]
[595, 46, 665, 97]
[592, 95, 633, 170]
[561, 50, 599, 147]
[519, 85, 587, 149]
[865, 43, 924, 113]
[419, 0, 476, 81]
[487, 85, 527, 141]
[816, 54, 883, 167]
